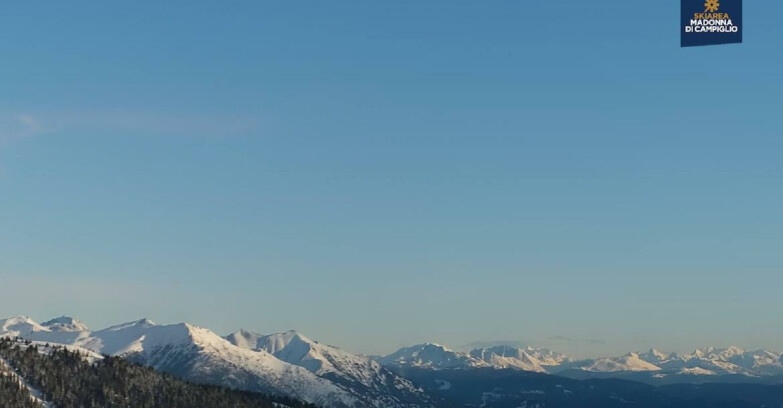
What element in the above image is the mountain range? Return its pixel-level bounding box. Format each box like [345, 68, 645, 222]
[375, 340, 783, 380]
[3, 315, 783, 407]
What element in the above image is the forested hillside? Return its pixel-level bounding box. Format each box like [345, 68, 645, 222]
[0, 338, 318, 408]
[0, 373, 41, 408]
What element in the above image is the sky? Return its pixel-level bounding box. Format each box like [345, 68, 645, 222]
[1, 1, 782, 358]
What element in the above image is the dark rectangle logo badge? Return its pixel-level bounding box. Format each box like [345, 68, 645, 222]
[681, 0, 742, 47]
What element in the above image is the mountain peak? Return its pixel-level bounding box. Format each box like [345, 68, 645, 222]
[416, 342, 450, 351]
[1, 315, 36, 324]
[225, 329, 318, 355]
[101, 318, 157, 332]
[725, 345, 745, 355]
[42, 316, 89, 332]
[257, 330, 317, 355]
[637, 348, 669, 363]
[277, 329, 310, 340]
[688, 345, 746, 360]
[0, 316, 44, 334]
[469, 346, 547, 372]
[136, 318, 156, 326]
[380, 342, 491, 370]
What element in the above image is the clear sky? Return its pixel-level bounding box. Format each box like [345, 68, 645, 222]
[1, 1, 781, 357]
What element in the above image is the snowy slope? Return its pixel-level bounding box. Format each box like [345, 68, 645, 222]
[468, 346, 547, 373]
[380, 343, 491, 370]
[637, 346, 783, 376]
[1, 353, 55, 408]
[227, 330, 435, 408]
[1, 317, 359, 407]
[77, 318, 157, 355]
[518, 346, 571, 367]
[0, 338, 103, 407]
[579, 353, 662, 372]
[383, 342, 783, 377]
[0, 316, 90, 344]
[131, 324, 360, 407]
[0, 316, 44, 336]
[552, 346, 783, 377]
[8, 314, 783, 404]
[636, 349, 671, 364]
[382, 344, 572, 373]
[41, 316, 89, 332]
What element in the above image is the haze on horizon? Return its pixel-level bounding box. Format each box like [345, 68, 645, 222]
[2, 1, 782, 358]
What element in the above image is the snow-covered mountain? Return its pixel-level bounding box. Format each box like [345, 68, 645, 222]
[379, 340, 783, 380]
[519, 346, 571, 367]
[468, 346, 547, 372]
[553, 346, 783, 379]
[0, 316, 43, 336]
[576, 352, 662, 373]
[636, 349, 671, 364]
[379, 343, 491, 370]
[0, 316, 91, 344]
[378, 341, 783, 378]
[380, 343, 570, 374]
[0, 316, 435, 408]
[7, 314, 783, 405]
[0, 317, 358, 407]
[41, 316, 90, 333]
[470, 345, 571, 371]
[226, 329, 435, 408]
[636, 346, 783, 377]
[130, 323, 361, 407]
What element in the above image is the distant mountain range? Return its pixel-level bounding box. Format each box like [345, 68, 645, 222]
[375, 340, 783, 381]
[377, 343, 569, 373]
[3, 315, 783, 407]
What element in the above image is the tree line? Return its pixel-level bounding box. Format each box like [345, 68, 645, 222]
[0, 337, 319, 408]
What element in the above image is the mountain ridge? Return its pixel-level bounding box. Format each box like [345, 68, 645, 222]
[5, 315, 783, 407]
[0, 316, 434, 408]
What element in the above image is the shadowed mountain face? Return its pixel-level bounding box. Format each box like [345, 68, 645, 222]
[379, 343, 493, 370]
[379, 342, 783, 383]
[390, 367, 783, 408]
[550, 347, 783, 385]
[225, 329, 439, 408]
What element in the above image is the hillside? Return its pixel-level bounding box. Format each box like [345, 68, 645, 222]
[0, 338, 316, 408]
[0, 316, 433, 408]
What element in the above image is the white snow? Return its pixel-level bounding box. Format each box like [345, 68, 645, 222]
[226, 329, 428, 406]
[7, 313, 783, 407]
[678, 367, 717, 376]
[379, 343, 492, 370]
[0, 317, 380, 407]
[582, 353, 662, 373]
[0, 315, 91, 345]
[470, 346, 548, 373]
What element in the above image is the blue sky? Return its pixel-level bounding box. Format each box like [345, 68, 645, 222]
[1, 1, 781, 357]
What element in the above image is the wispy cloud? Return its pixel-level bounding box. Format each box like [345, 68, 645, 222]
[1, 110, 264, 145]
[547, 336, 607, 345]
[0, 113, 47, 141]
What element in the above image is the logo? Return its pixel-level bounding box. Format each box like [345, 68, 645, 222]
[681, 0, 742, 47]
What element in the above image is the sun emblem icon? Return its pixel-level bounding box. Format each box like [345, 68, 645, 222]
[704, 0, 720, 12]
